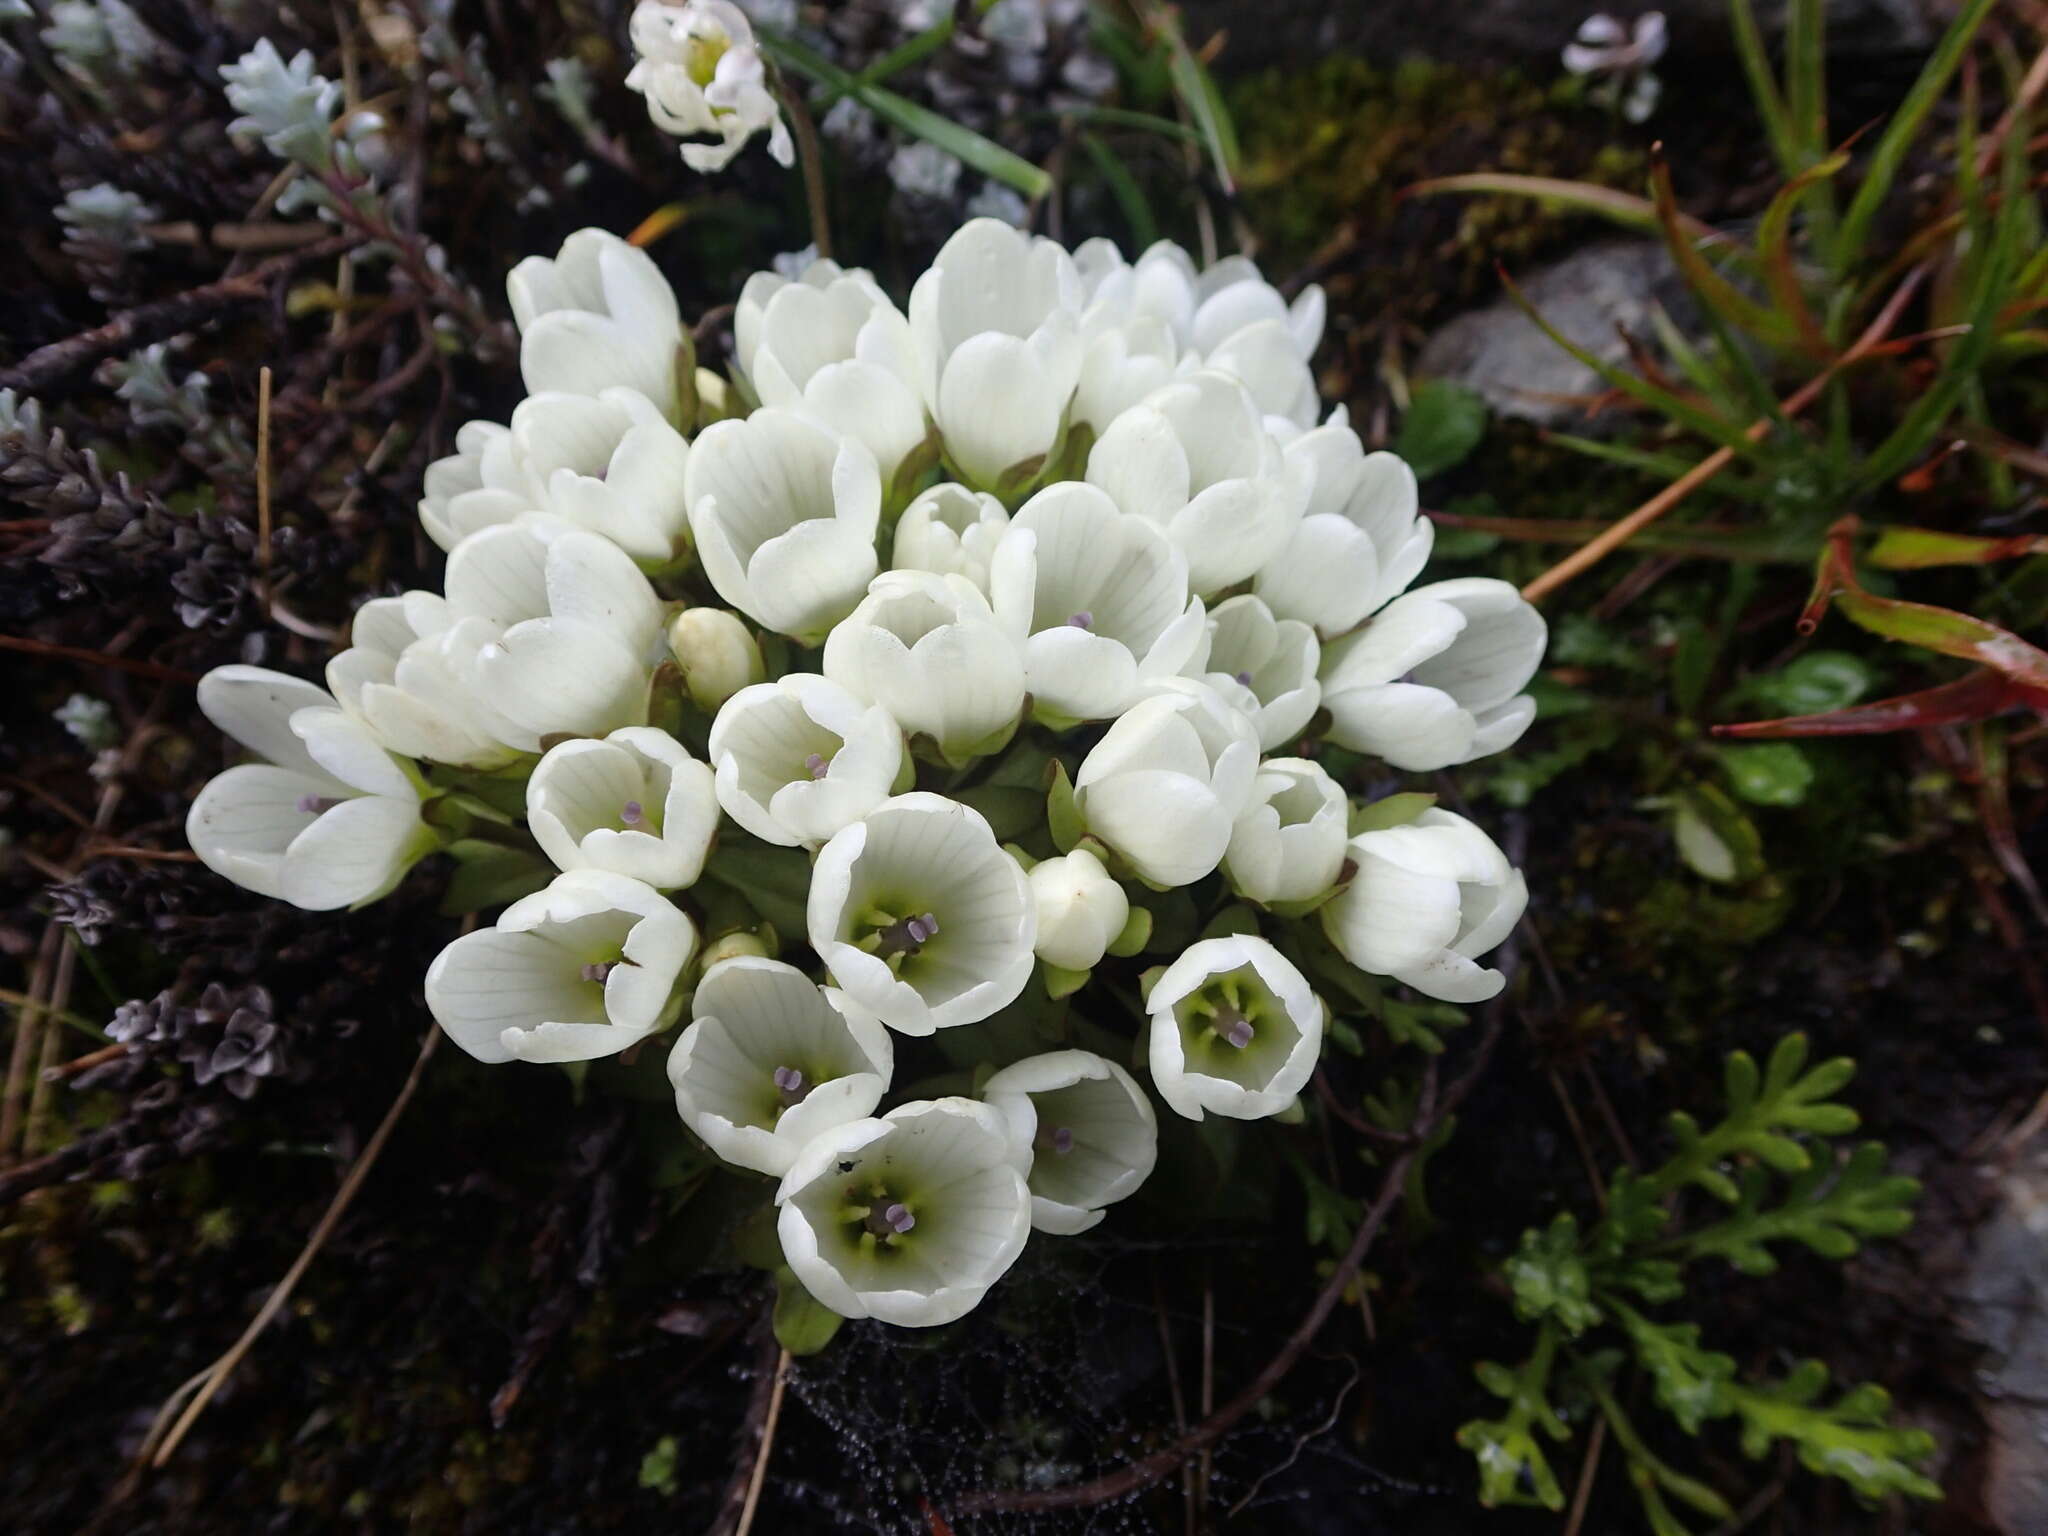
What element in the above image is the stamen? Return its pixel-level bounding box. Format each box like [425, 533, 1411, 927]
[804, 751, 830, 780]
[1234, 671, 1254, 687]
[1212, 1003, 1254, 1049]
[884, 1202, 915, 1234]
[620, 799, 644, 827]
[1050, 1126, 1074, 1156]
[295, 793, 343, 815]
[874, 912, 941, 958]
[580, 961, 617, 984]
[1065, 610, 1094, 630]
[772, 1064, 809, 1105]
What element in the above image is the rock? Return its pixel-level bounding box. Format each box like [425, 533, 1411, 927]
[1954, 1154, 2048, 1534]
[1414, 239, 1687, 427]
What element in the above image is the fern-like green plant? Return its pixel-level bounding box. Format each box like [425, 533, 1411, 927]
[1458, 1034, 1931, 1529]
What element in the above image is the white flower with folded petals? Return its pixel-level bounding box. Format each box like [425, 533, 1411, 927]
[1224, 758, 1348, 907]
[1074, 680, 1259, 888]
[891, 483, 1007, 592]
[1255, 418, 1432, 638]
[418, 420, 541, 552]
[1027, 847, 1129, 972]
[625, 0, 794, 173]
[987, 482, 1208, 724]
[775, 1097, 1031, 1327]
[983, 1050, 1157, 1234]
[1071, 312, 1181, 434]
[708, 674, 903, 849]
[738, 268, 928, 488]
[908, 218, 1084, 488]
[507, 228, 684, 416]
[1203, 317, 1319, 429]
[1146, 935, 1322, 1121]
[1072, 238, 1326, 366]
[808, 794, 1035, 1035]
[824, 571, 1026, 759]
[1190, 253, 1326, 362]
[428, 869, 695, 1063]
[508, 388, 691, 569]
[527, 728, 717, 889]
[437, 522, 665, 753]
[1196, 595, 1320, 751]
[734, 255, 863, 389]
[1087, 370, 1307, 595]
[1322, 808, 1528, 1003]
[1320, 577, 1547, 771]
[186, 666, 435, 911]
[684, 406, 882, 642]
[667, 956, 892, 1177]
[326, 593, 523, 768]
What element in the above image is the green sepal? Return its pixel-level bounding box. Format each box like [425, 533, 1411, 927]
[773, 1266, 846, 1356]
[1106, 904, 1152, 958]
[1042, 962, 1090, 1000]
[1046, 759, 1085, 853]
[1350, 791, 1437, 834]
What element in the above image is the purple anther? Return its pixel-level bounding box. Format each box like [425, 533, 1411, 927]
[580, 961, 616, 984]
[620, 799, 645, 827]
[772, 1065, 805, 1094]
[1065, 611, 1094, 630]
[295, 793, 343, 815]
[884, 1202, 915, 1234]
[1050, 1126, 1075, 1156]
[1223, 1017, 1255, 1049]
[804, 751, 830, 780]
[1234, 671, 1254, 687]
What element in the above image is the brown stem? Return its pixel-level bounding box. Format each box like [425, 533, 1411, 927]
[775, 78, 833, 262]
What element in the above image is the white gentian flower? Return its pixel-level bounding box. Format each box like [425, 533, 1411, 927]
[1563, 11, 1667, 122]
[1203, 317, 1319, 429]
[666, 607, 767, 711]
[738, 268, 928, 487]
[667, 956, 892, 1177]
[823, 571, 1026, 759]
[1087, 370, 1307, 594]
[1224, 758, 1348, 906]
[708, 674, 903, 848]
[808, 793, 1035, 1035]
[983, 1050, 1157, 1234]
[684, 406, 882, 642]
[775, 1097, 1031, 1327]
[438, 522, 665, 753]
[1255, 421, 1432, 637]
[418, 420, 540, 552]
[987, 482, 1208, 724]
[1072, 309, 1181, 434]
[1072, 238, 1325, 363]
[507, 227, 684, 416]
[907, 218, 1084, 488]
[1073, 237, 1199, 339]
[625, 0, 794, 172]
[1197, 595, 1320, 751]
[891, 483, 1008, 592]
[734, 254, 862, 386]
[1322, 808, 1527, 1003]
[326, 592, 523, 768]
[1073, 680, 1259, 888]
[527, 727, 718, 889]
[55, 692, 117, 751]
[1146, 935, 1322, 1121]
[1028, 847, 1129, 972]
[427, 869, 695, 1063]
[186, 666, 433, 912]
[509, 388, 691, 569]
[1319, 577, 1547, 771]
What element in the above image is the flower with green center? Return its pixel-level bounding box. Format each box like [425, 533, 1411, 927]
[667, 957, 893, 1177]
[982, 1050, 1158, 1234]
[624, 0, 794, 174]
[775, 1097, 1032, 1326]
[808, 794, 1036, 1035]
[708, 673, 902, 849]
[1146, 935, 1323, 1120]
[426, 870, 695, 1063]
[527, 727, 718, 890]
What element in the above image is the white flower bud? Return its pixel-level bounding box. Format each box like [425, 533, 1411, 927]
[891, 483, 1008, 592]
[1224, 758, 1348, 906]
[506, 228, 684, 416]
[1027, 848, 1128, 972]
[667, 607, 766, 712]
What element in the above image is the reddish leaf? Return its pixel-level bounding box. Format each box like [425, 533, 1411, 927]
[1867, 525, 2048, 568]
[1712, 668, 2046, 738]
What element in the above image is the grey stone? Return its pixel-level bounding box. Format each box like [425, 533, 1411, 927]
[1414, 238, 1688, 426]
[1953, 1155, 2048, 1534]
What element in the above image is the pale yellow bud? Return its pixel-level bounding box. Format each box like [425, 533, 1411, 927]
[666, 607, 765, 711]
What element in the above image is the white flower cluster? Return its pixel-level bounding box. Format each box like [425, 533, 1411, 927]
[186, 217, 1546, 1329]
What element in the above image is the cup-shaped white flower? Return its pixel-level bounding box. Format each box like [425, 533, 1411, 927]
[667, 606, 766, 711]
[907, 218, 1084, 487]
[507, 227, 684, 415]
[734, 255, 864, 386]
[1224, 758, 1348, 907]
[439, 522, 665, 752]
[1254, 419, 1432, 637]
[186, 666, 434, 911]
[626, 0, 794, 173]
[1028, 847, 1129, 972]
[775, 1097, 1031, 1327]
[667, 956, 892, 1177]
[823, 571, 1025, 759]
[1322, 808, 1528, 1003]
[986, 482, 1208, 723]
[527, 727, 717, 889]
[891, 483, 1008, 592]
[509, 388, 690, 568]
[427, 869, 695, 1063]
[684, 407, 882, 642]
[808, 793, 1035, 1035]
[1073, 680, 1260, 888]
[1071, 312, 1180, 433]
[983, 1051, 1158, 1234]
[418, 420, 540, 552]
[1197, 595, 1320, 751]
[1146, 935, 1322, 1121]
[325, 592, 522, 767]
[1203, 317, 1319, 429]
[741, 269, 927, 487]
[708, 674, 903, 848]
[1190, 253, 1326, 362]
[1086, 370, 1306, 594]
[1073, 237, 1199, 338]
[1073, 238, 1327, 364]
[1320, 578, 1547, 771]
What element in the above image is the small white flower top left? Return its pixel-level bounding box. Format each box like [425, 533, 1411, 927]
[626, 0, 795, 173]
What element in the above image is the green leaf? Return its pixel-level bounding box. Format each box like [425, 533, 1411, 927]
[1726, 1363, 1939, 1500]
[1716, 742, 1814, 807]
[1671, 784, 1764, 884]
[438, 839, 553, 916]
[1393, 381, 1488, 480]
[1459, 1326, 1570, 1510]
[705, 838, 815, 938]
[1504, 1214, 1602, 1336]
[1746, 651, 1872, 715]
[1078, 130, 1157, 249]
[1611, 1304, 1737, 1433]
[1639, 1033, 1860, 1206]
[1676, 1142, 1918, 1275]
[773, 1266, 846, 1355]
